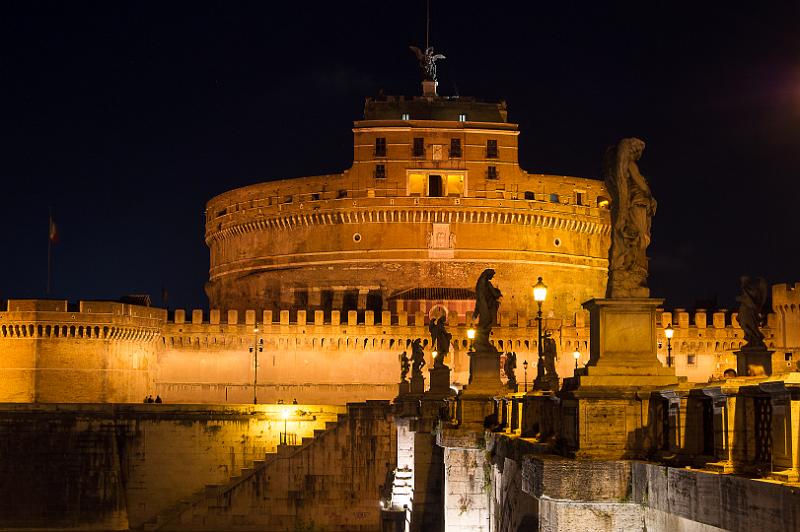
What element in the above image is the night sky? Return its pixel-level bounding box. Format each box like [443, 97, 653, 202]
[2, 1, 800, 312]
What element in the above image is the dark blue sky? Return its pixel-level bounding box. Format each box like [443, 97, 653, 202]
[2, 1, 800, 311]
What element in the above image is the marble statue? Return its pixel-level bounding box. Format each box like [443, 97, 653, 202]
[399, 351, 410, 382]
[543, 334, 558, 380]
[737, 276, 768, 349]
[603, 138, 657, 298]
[503, 352, 517, 390]
[472, 269, 502, 349]
[410, 338, 426, 377]
[409, 45, 446, 81]
[428, 315, 451, 368]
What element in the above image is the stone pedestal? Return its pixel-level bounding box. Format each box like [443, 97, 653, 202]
[735, 346, 773, 377]
[462, 346, 505, 398]
[410, 374, 425, 395]
[427, 365, 454, 398]
[398, 380, 410, 396]
[561, 298, 678, 459]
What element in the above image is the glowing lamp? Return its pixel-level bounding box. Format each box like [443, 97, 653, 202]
[573, 350, 581, 361]
[523, 360, 528, 370]
[533, 277, 547, 303]
[467, 328, 476, 340]
[664, 323, 674, 339]
[432, 350, 438, 359]
[253, 326, 259, 333]
[282, 410, 289, 420]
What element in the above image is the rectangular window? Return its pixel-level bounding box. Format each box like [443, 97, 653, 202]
[524, 191, 535, 200]
[576, 192, 585, 206]
[337, 189, 348, 199]
[446, 174, 464, 196]
[310, 193, 320, 201]
[401, 113, 410, 120]
[486, 139, 498, 158]
[375, 137, 387, 157]
[428, 175, 443, 197]
[450, 138, 462, 158]
[374, 164, 386, 178]
[487, 166, 498, 180]
[687, 354, 697, 366]
[413, 137, 424, 157]
[458, 113, 467, 122]
[549, 193, 560, 203]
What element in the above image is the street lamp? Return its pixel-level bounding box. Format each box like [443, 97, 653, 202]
[467, 328, 476, 350]
[664, 323, 674, 368]
[533, 277, 547, 387]
[573, 349, 581, 370]
[522, 360, 528, 392]
[249, 324, 263, 404]
[281, 409, 289, 445]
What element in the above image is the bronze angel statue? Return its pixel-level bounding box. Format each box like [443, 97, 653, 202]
[737, 276, 768, 349]
[603, 138, 657, 298]
[410, 45, 446, 81]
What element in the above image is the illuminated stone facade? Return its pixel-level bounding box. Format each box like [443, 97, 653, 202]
[204, 95, 611, 320]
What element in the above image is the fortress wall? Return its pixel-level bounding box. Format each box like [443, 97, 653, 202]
[0, 403, 346, 529]
[0, 299, 792, 404]
[0, 301, 165, 402]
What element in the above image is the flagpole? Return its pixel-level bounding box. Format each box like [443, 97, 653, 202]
[47, 211, 52, 296]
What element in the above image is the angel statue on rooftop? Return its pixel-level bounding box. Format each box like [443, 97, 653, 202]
[409, 45, 446, 81]
[603, 137, 657, 298]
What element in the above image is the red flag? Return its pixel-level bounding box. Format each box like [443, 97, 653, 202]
[49, 217, 58, 244]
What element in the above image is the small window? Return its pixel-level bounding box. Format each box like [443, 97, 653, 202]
[283, 195, 293, 204]
[337, 189, 348, 199]
[374, 164, 386, 179]
[413, 137, 424, 157]
[401, 113, 410, 120]
[310, 193, 320, 201]
[549, 193, 560, 203]
[486, 139, 498, 158]
[375, 137, 387, 157]
[458, 113, 466, 122]
[450, 138, 462, 158]
[687, 354, 697, 366]
[524, 191, 535, 200]
[576, 192, 585, 206]
[487, 166, 498, 180]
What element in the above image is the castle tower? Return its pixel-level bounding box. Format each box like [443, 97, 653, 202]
[204, 89, 611, 320]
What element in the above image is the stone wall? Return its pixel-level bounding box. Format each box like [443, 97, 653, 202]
[481, 433, 800, 531]
[0, 403, 346, 530]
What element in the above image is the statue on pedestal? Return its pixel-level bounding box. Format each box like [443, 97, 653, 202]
[472, 269, 502, 350]
[409, 45, 446, 81]
[410, 338, 426, 378]
[503, 352, 517, 390]
[737, 276, 768, 349]
[428, 315, 452, 368]
[399, 351, 410, 382]
[604, 138, 657, 298]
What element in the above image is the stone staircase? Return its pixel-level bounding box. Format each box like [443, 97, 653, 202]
[142, 401, 395, 531]
[143, 416, 343, 530]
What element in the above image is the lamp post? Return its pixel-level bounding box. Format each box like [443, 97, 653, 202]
[573, 349, 581, 370]
[523, 360, 528, 392]
[249, 324, 263, 404]
[281, 409, 289, 445]
[664, 323, 674, 368]
[467, 328, 476, 350]
[533, 277, 548, 387]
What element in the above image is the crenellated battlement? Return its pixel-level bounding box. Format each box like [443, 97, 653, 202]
[0, 299, 165, 342]
[772, 282, 800, 308]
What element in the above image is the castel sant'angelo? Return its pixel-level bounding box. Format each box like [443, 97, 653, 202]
[1, 69, 798, 405]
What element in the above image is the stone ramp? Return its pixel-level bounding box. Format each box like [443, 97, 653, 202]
[145, 401, 395, 531]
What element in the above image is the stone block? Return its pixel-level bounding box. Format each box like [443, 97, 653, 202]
[191, 309, 203, 324]
[713, 311, 726, 329]
[297, 310, 306, 326]
[331, 311, 341, 326]
[414, 311, 425, 327]
[348, 310, 357, 326]
[365, 311, 374, 326]
[280, 310, 289, 325]
[174, 309, 185, 324]
[382, 310, 392, 325]
[262, 310, 272, 324]
[314, 310, 324, 325]
[227, 309, 238, 325]
[245, 310, 256, 325]
[209, 309, 220, 325]
[398, 311, 408, 326]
